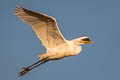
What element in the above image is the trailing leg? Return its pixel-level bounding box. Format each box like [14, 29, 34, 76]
[18, 59, 41, 76]
[18, 54, 49, 77]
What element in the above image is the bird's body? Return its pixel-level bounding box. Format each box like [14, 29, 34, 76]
[39, 40, 81, 61]
[14, 5, 92, 76]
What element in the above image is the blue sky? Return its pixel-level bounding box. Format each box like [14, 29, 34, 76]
[0, 0, 120, 80]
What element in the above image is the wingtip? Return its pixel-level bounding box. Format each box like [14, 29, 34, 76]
[13, 4, 24, 14]
[16, 4, 22, 8]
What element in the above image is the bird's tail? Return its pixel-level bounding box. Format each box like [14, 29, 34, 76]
[38, 53, 48, 61]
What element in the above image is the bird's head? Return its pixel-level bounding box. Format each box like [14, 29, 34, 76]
[73, 36, 92, 45]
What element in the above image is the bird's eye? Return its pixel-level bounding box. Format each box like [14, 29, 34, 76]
[82, 38, 90, 41]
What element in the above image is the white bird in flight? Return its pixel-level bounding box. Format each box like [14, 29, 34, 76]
[14, 5, 92, 76]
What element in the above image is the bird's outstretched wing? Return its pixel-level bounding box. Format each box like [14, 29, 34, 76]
[14, 5, 66, 49]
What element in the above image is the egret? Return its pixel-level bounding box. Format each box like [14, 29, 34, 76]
[14, 5, 92, 76]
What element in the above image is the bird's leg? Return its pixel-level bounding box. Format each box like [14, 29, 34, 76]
[29, 60, 48, 70]
[26, 59, 41, 69]
[18, 57, 48, 77]
[18, 60, 41, 76]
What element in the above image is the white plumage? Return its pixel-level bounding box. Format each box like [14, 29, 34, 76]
[14, 5, 92, 76]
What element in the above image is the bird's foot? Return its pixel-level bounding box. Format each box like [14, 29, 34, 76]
[18, 67, 30, 77]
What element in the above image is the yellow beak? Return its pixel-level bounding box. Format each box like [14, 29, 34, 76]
[80, 40, 93, 44]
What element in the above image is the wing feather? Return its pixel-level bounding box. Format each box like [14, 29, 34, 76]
[14, 5, 66, 48]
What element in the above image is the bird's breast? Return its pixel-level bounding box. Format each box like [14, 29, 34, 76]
[72, 45, 81, 55]
[46, 42, 81, 60]
[46, 44, 73, 60]
[64, 41, 82, 56]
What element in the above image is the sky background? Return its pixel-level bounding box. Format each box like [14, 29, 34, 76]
[0, 0, 120, 80]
